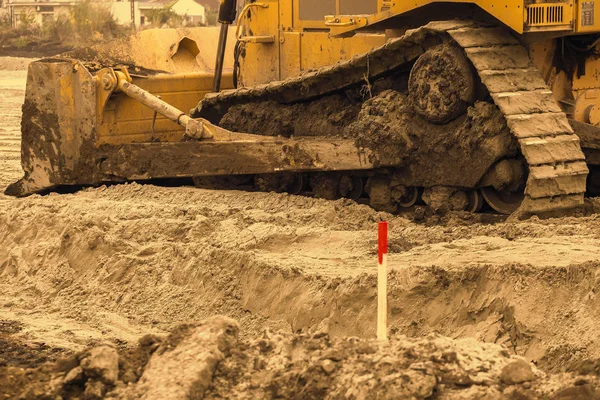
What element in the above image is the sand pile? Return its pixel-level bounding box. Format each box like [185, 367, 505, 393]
[0, 183, 382, 350]
[2, 315, 599, 399]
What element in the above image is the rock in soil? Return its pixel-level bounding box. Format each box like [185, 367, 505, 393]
[500, 359, 535, 385]
[80, 345, 120, 385]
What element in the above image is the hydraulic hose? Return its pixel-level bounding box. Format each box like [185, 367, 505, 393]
[213, 0, 237, 92]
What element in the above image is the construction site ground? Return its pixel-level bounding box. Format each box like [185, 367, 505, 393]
[3, 57, 600, 398]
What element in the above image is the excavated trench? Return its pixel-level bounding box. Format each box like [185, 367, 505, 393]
[4, 183, 600, 376]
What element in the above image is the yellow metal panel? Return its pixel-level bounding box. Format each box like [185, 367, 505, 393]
[238, 0, 280, 86]
[96, 72, 234, 145]
[327, 0, 528, 36]
[279, 0, 293, 29]
[240, 35, 276, 43]
[299, 32, 386, 71]
[280, 32, 302, 80]
[242, 2, 384, 83]
[240, 42, 280, 86]
[572, 57, 600, 91]
[474, 0, 525, 33]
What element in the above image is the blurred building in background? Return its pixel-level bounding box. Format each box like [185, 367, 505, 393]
[171, 0, 206, 25]
[5, 0, 76, 27]
[5, 0, 212, 28]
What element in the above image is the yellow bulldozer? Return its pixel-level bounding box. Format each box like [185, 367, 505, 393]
[7, 0, 600, 216]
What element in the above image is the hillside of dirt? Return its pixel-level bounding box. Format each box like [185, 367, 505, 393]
[3, 57, 600, 398]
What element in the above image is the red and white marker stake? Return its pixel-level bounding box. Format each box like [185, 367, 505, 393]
[377, 221, 388, 342]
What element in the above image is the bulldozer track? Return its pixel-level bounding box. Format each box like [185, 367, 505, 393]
[195, 21, 588, 215]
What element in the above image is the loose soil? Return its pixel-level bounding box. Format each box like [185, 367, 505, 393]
[0, 29, 72, 58]
[0, 41, 71, 59]
[5, 316, 600, 399]
[3, 57, 600, 398]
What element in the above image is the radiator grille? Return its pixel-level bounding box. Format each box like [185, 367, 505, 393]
[526, 4, 566, 26]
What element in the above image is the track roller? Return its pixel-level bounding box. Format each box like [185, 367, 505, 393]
[466, 190, 484, 213]
[254, 174, 304, 194]
[396, 186, 421, 209]
[287, 174, 305, 195]
[338, 175, 364, 200]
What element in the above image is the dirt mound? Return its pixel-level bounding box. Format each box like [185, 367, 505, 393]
[3, 316, 599, 399]
[0, 31, 71, 58]
[207, 331, 597, 400]
[219, 93, 361, 138]
[0, 183, 382, 345]
[4, 183, 600, 377]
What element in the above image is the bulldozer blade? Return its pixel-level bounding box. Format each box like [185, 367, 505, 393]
[6, 27, 238, 197]
[5, 46, 395, 197]
[6, 59, 98, 197]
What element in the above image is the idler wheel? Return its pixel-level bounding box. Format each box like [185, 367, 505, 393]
[409, 44, 477, 124]
[481, 187, 524, 215]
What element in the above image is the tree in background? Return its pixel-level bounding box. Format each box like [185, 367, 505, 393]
[205, 7, 217, 26]
[70, 0, 125, 41]
[41, 14, 72, 42]
[145, 3, 183, 28]
[41, 0, 127, 46]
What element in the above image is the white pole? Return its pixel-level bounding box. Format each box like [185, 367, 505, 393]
[377, 221, 388, 342]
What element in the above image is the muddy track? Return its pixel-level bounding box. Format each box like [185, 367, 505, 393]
[194, 21, 588, 216]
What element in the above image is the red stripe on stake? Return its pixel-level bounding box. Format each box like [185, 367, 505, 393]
[377, 221, 388, 342]
[378, 221, 388, 264]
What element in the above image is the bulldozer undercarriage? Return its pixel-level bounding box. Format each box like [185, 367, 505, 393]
[192, 20, 588, 216]
[6, 21, 590, 217]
